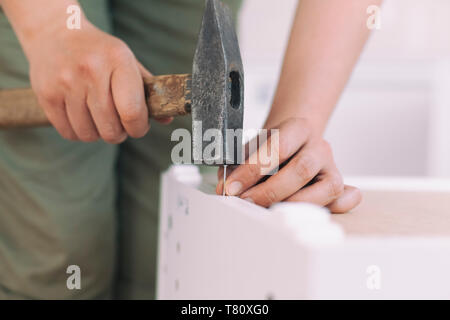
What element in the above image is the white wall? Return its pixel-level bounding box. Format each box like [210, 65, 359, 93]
[238, 0, 450, 177]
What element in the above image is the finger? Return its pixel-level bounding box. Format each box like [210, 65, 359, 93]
[137, 62, 172, 125]
[111, 61, 149, 138]
[242, 134, 259, 161]
[39, 95, 77, 141]
[217, 134, 258, 186]
[217, 166, 224, 181]
[217, 133, 259, 192]
[216, 165, 238, 195]
[327, 185, 363, 214]
[216, 166, 225, 194]
[87, 74, 127, 144]
[216, 179, 224, 195]
[285, 169, 345, 208]
[217, 165, 239, 180]
[65, 88, 99, 142]
[137, 60, 152, 78]
[224, 118, 311, 196]
[154, 117, 174, 125]
[239, 142, 327, 207]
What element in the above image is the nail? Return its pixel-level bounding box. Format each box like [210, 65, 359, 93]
[216, 179, 224, 195]
[243, 197, 254, 204]
[226, 181, 243, 196]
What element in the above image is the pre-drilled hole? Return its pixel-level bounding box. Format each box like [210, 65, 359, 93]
[230, 71, 241, 109]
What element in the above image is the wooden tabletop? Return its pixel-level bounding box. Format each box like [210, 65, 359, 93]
[331, 190, 450, 236]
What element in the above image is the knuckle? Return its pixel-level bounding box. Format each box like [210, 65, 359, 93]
[299, 124, 311, 139]
[328, 175, 344, 199]
[283, 117, 300, 127]
[294, 155, 315, 180]
[59, 68, 76, 89]
[247, 164, 261, 179]
[120, 106, 141, 123]
[66, 135, 78, 142]
[110, 43, 134, 63]
[100, 123, 125, 143]
[277, 119, 310, 159]
[278, 137, 291, 159]
[290, 117, 309, 133]
[128, 129, 147, 139]
[38, 89, 59, 105]
[78, 54, 103, 77]
[59, 129, 77, 141]
[102, 134, 121, 144]
[103, 136, 125, 144]
[78, 131, 99, 143]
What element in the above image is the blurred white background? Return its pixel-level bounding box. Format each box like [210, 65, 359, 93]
[237, 0, 450, 177]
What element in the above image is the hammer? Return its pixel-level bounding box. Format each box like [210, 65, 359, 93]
[0, 0, 244, 170]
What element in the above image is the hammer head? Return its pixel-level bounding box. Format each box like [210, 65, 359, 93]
[192, 0, 244, 165]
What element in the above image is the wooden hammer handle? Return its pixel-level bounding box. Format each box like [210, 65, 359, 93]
[0, 74, 191, 129]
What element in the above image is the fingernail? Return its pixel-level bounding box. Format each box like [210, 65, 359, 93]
[118, 133, 128, 143]
[226, 181, 243, 196]
[243, 197, 254, 204]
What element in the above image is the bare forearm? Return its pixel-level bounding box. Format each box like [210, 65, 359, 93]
[266, 0, 382, 133]
[0, 0, 83, 53]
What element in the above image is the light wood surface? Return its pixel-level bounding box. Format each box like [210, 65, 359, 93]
[331, 190, 450, 236]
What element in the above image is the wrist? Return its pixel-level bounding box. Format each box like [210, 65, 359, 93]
[1, 0, 86, 54]
[264, 101, 329, 136]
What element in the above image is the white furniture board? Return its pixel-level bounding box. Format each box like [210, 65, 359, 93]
[157, 166, 450, 300]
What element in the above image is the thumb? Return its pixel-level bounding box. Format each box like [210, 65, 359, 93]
[327, 185, 363, 214]
[137, 60, 153, 78]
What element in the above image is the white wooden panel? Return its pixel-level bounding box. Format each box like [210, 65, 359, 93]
[157, 166, 450, 300]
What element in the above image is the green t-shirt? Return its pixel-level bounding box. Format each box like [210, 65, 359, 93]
[0, 0, 242, 299]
